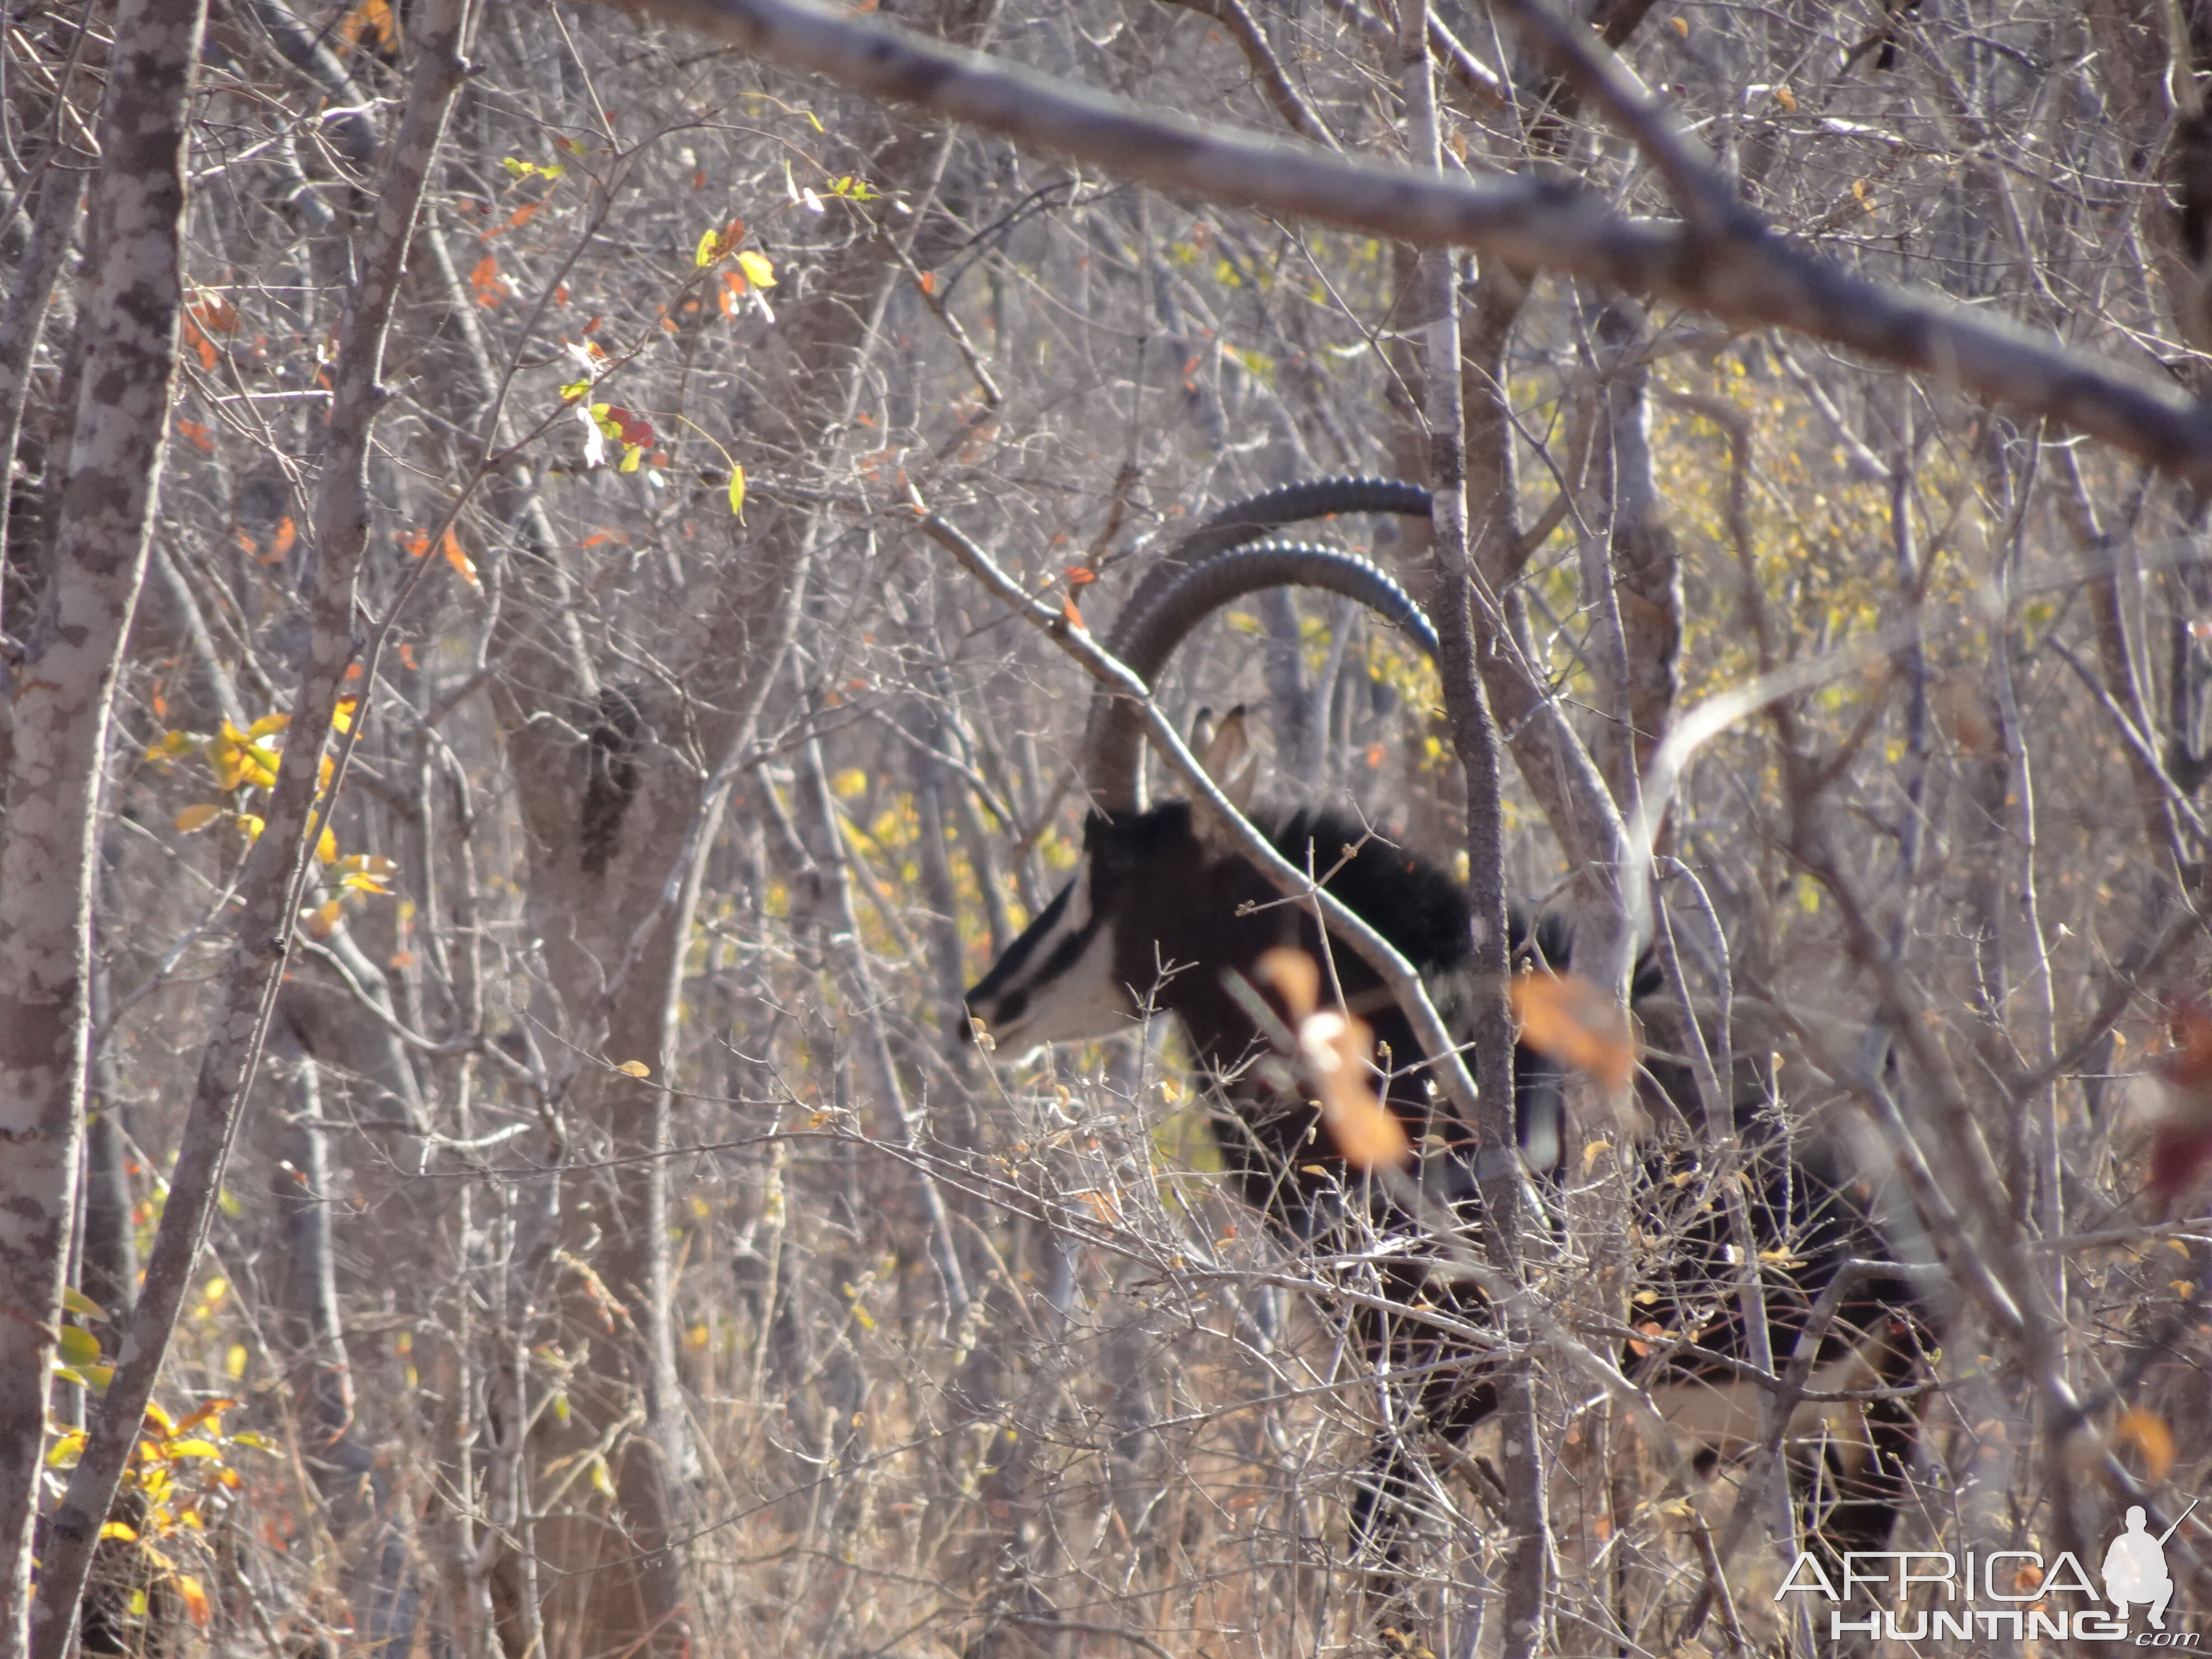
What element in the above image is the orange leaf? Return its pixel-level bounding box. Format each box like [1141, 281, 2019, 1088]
[2117, 1408, 2177, 1481]
[440, 529, 481, 590]
[1509, 971, 1636, 1089]
[1299, 1008, 1409, 1170]
[1065, 565, 1097, 588]
[1059, 595, 1084, 630]
[917, 270, 937, 296]
[272, 516, 296, 557]
[1257, 948, 1320, 1020]
[174, 1574, 210, 1628]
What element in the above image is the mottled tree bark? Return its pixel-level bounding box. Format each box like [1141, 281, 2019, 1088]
[0, 0, 203, 1642]
[27, 1, 470, 1646]
[476, 9, 994, 1646]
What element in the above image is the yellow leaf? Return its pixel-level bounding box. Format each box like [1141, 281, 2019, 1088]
[736, 250, 776, 289]
[247, 711, 290, 739]
[340, 872, 390, 894]
[224, 1345, 248, 1379]
[174, 804, 224, 833]
[97, 1521, 136, 1541]
[57, 1326, 100, 1367]
[61, 1287, 107, 1321]
[727, 464, 745, 518]
[831, 768, 868, 799]
[236, 813, 265, 844]
[46, 1431, 85, 1467]
[81, 1364, 112, 1393]
[316, 824, 338, 865]
[175, 1574, 210, 1628]
[165, 1439, 221, 1459]
[332, 697, 357, 734]
[589, 1455, 616, 1498]
[695, 225, 721, 267]
[614, 1059, 651, 1078]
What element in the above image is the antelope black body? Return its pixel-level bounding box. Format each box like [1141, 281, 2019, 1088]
[961, 479, 1933, 1578]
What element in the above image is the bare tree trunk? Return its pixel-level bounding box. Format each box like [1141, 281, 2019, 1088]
[0, 141, 88, 605]
[28, 3, 470, 1645]
[270, 1033, 418, 1656]
[0, 0, 203, 1639]
[1400, 9, 1547, 1654]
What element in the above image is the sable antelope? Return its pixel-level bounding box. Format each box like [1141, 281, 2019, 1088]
[963, 480, 1931, 1571]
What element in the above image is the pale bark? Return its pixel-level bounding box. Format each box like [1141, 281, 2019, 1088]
[0, 0, 203, 1640]
[1400, 5, 1546, 1650]
[28, 0, 470, 1645]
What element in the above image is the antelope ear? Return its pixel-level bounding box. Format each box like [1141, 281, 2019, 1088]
[1193, 705, 1258, 851]
[1188, 705, 1217, 755]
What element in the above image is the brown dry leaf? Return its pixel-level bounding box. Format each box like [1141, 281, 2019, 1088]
[1257, 947, 1321, 1020]
[1298, 1008, 1409, 1169]
[1510, 970, 1636, 1089]
[2116, 1407, 2176, 1481]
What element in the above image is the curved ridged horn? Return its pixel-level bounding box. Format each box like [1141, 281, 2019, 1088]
[1108, 478, 1434, 663]
[1084, 541, 1440, 812]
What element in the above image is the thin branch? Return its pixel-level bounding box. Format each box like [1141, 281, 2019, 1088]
[1153, 0, 1338, 150]
[593, 0, 2212, 489]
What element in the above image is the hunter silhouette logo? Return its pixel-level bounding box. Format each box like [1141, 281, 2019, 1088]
[2106, 1502, 2197, 1632]
[1777, 1500, 2203, 1645]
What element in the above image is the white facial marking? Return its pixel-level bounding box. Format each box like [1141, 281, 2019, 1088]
[996, 924, 1137, 1049]
[969, 862, 1137, 1052]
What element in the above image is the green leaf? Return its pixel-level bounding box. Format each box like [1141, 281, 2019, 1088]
[57, 1325, 101, 1367]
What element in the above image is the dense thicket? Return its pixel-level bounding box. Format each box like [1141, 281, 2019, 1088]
[5, 0, 2212, 1654]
